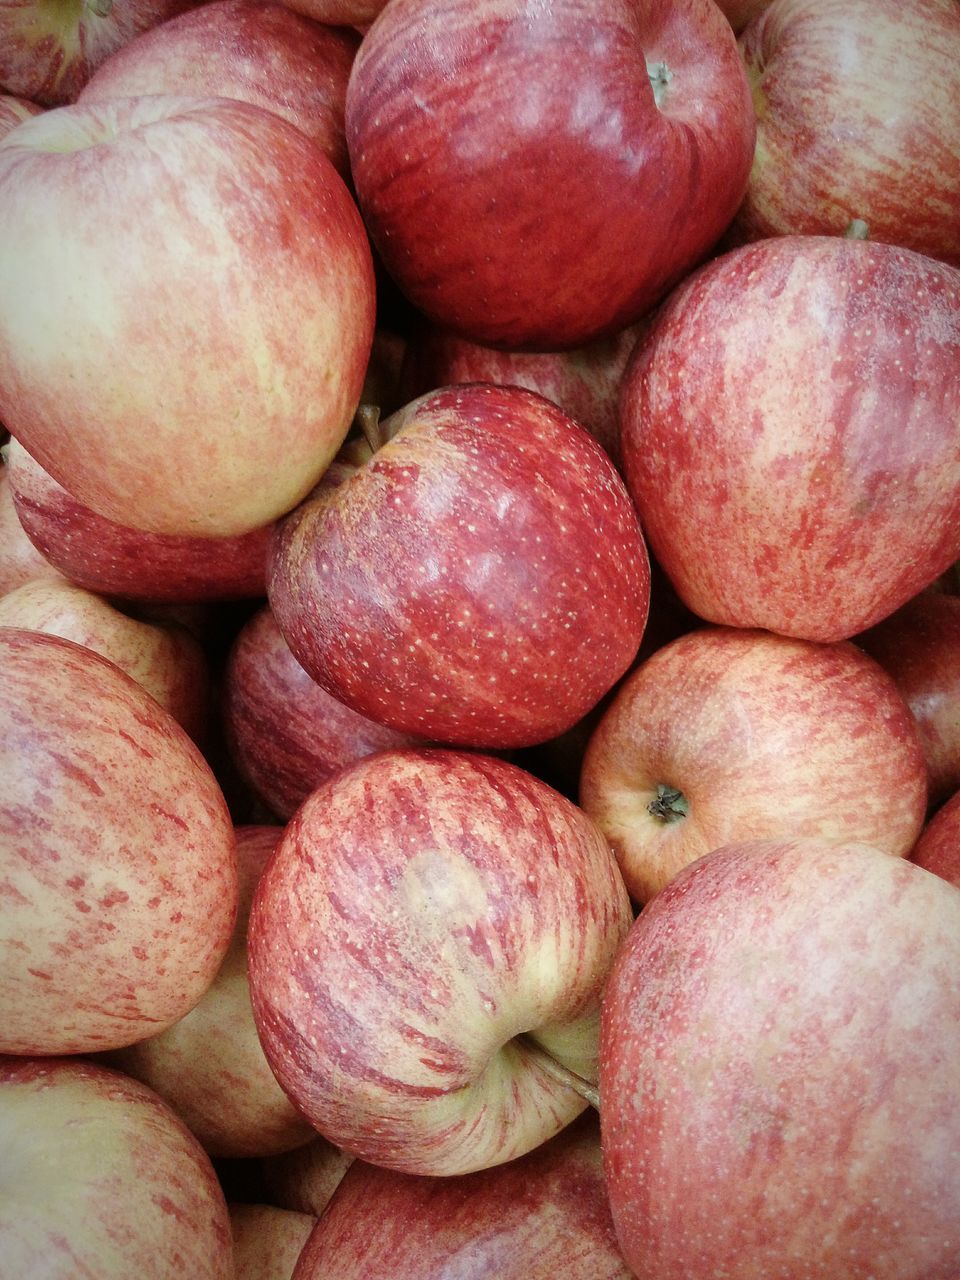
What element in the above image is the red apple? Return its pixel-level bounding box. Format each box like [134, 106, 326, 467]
[0, 91, 41, 136]
[600, 837, 960, 1278]
[580, 626, 927, 903]
[260, 1137, 354, 1217]
[224, 604, 427, 821]
[293, 1114, 630, 1279]
[856, 591, 960, 809]
[268, 384, 650, 749]
[107, 826, 316, 1158]
[247, 748, 632, 1176]
[0, 627, 238, 1055]
[0, 0, 195, 105]
[231, 1203, 315, 1280]
[0, 94, 375, 537]
[283, 0, 386, 25]
[620, 235, 960, 641]
[79, 0, 360, 178]
[0, 1055, 234, 1278]
[398, 320, 647, 467]
[4, 436, 272, 602]
[345, 0, 755, 349]
[732, 0, 960, 263]
[911, 789, 960, 889]
[0, 576, 210, 741]
[0, 454, 62, 595]
[716, 0, 773, 30]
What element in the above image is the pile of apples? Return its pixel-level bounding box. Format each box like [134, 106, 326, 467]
[1, 0, 959, 1276]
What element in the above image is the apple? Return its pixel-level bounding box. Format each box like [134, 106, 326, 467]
[282, 0, 387, 27]
[580, 625, 927, 903]
[0, 627, 238, 1055]
[223, 603, 428, 821]
[268, 384, 650, 749]
[106, 826, 316, 1159]
[4, 436, 272, 602]
[0, 455, 62, 595]
[0, 576, 210, 741]
[731, 0, 960, 264]
[0, 94, 375, 537]
[620, 234, 960, 641]
[345, 0, 756, 349]
[0, 91, 41, 136]
[247, 747, 632, 1176]
[911, 789, 960, 889]
[231, 1203, 315, 1280]
[716, 0, 773, 30]
[293, 1113, 631, 1279]
[397, 320, 648, 468]
[78, 0, 361, 178]
[855, 591, 960, 809]
[0, 0, 195, 105]
[260, 1137, 354, 1217]
[599, 837, 960, 1278]
[0, 1055, 234, 1278]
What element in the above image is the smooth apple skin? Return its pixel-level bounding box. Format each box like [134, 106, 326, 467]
[600, 838, 960, 1279]
[0, 0, 195, 105]
[0, 95, 376, 537]
[0, 457, 62, 595]
[223, 604, 427, 821]
[732, 0, 960, 264]
[293, 1114, 631, 1280]
[346, 0, 755, 350]
[0, 628, 238, 1055]
[716, 0, 773, 30]
[0, 576, 210, 741]
[107, 826, 317, 1159]
[620, 235, 960, 641]
[856, 592, 960, 809]
[580, 626, 927, 903]
[911, 789, 960, 889]
[0, 1056, 234, 1279]
[79, 0, 360, 177]
[268, 384, 650, 749]
[247, 748, 633, 1176]
[260, 1137, 354, 1217]
[0, 91, 41, 137]
[231, 1203, 315, 1280]
[5, 436, 271, 602]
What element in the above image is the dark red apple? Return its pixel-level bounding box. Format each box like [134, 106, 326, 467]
[345, 0, 756, 349]
[268, 384, 650, 749]
[620, 235, 960, 641]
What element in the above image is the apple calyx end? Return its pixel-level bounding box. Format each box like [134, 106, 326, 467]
[647, 61, 673, 110]
[647, 783, 688, 824]
[844, 218, 870, 240]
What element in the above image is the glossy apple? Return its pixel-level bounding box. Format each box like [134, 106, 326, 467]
[580, 626, 927, 902]
[247, 748, 632, 1176]
[0, 0, 194, 105]
[79, 0, 360, 177]
[231, 1203, 315, 1280]
[732, 0, 960, 263]
[600, 837, 960, 1278]
[856, 591, 960, 809]
[293, 1114, 630, 1279]
[0, 1055, 233, 1278]
[0, 94, 375, 537]
[0, 457, 61, 595]
[224, 604, 427, 821]
[345, 0, 755, 349]
[107, 826, 317, 1158]
[911, 789, 960, 888]
[0, 576, 210, 741]
[0, 627, 238, 1055]
[620, 235, 960, 640]
[4, 436, 272, 602]
[269, 384, 650, 749]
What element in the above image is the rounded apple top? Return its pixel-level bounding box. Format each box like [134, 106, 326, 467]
[268, 383, 650, 750]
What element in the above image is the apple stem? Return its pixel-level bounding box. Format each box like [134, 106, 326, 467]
[648, 61, 673, 109]
[647, 783, 688, 823]
[517, 1034, 600, 1110]
[354, 403, 385, 454]
[844, 218, 870, 240]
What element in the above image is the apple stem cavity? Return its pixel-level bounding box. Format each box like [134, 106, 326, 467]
[86, 0, 115, 16]
[647, 783, 689, 824]
[647, 61, 673, 109]
[844, 218, 870, 239]
[517, 1034, 600, 1110]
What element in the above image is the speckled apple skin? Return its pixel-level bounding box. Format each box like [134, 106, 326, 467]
[621, 236, 960, 640]
[268, 383, 650, 750]
[0, 628, 238, 1055]
[599, 838, 960, 1279]
[911, 789, 960, 889]
[247, 748, 632, 1176]
[0, 1056, 234, 1279]
[580, 625, 927, 903]
[293, 1113, 631, 1279]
